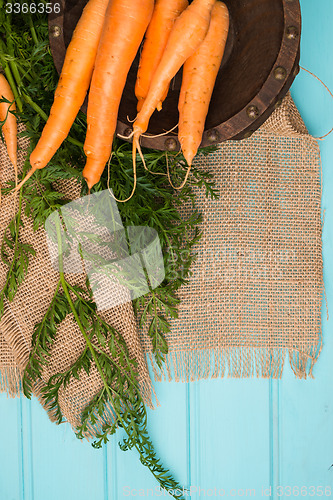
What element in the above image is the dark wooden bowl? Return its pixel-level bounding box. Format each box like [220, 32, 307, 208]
[49, 0, 301, 151]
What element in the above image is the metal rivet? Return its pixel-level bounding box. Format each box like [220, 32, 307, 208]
[274, 99, 282, 110]
[286, 26, 298, 40]
[274, 66, 287, 81]
[123, 127, 133, 137]
[243, 130, 254, 139]
[246, 105, 259, 119]
[164, 138, 178, 151]
[206, 129, 220, 142]
[50, 25, 61, 38]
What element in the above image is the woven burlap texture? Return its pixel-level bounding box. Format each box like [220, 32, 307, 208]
[0, 94, 323, 431]
[140, 93, 323, 382]
[0, 125, 156, 436]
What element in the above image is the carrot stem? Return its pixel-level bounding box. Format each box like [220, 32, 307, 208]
[28, 15, 39, 45]
[3, 25, 47, 122]
[6, 15, 24, 95]
[16, 64, 34, 84]
[7, 62, 83, 150]
[0, 16, 23, 111]
[22, 93, 48, 121]
[0, 56, 23, 112]
[20, 93, 83, 148]
[64, 136, 83, 149]
[0, 68, 83, 151]
[3, 14, 82, 150]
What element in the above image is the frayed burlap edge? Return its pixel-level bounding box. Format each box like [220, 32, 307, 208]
[147, 345, 322, 383]
[0, 366, 22, 397]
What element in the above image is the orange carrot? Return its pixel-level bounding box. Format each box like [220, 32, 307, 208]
[16, 0, 109, 190]
[178, 1, 229, 168]
[82, 0, 154, 191]
[135, 0, 189, 113]
[132, 0, 215, 155]
[0, 73, 17, 183]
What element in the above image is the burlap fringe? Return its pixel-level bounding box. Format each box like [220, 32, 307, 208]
[0, 366, 22, 397]
[148, 346, 320, 383]
[1, 302, 30, 369]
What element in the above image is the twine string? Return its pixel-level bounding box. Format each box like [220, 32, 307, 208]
[300, 66, 333, 140]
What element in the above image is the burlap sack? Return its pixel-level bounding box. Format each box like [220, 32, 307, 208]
[0, 94, 324, 432]
[140, 93, 323, 382]
[0, 126, 156, 435]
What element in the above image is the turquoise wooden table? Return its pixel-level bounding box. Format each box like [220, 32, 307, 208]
[1, 1, 333, 498]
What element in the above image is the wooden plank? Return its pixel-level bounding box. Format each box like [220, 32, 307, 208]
[24, 396, 105, 500]
[109, 379, 189, 498]
[281, 0, 333, 495]
[20, 398, 34, 500]
[0, 395, 23, 500]
[279, 370, 333, 493]
[189, 379, 271, 498]
[270, 380, 280, 498]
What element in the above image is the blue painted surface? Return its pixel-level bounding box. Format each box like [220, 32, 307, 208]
[1, 1, 333, 498]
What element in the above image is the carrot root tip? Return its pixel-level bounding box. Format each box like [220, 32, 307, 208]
[14, 167, 37, 192]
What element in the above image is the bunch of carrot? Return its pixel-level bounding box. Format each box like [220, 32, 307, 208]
[15, 0, 229, 198]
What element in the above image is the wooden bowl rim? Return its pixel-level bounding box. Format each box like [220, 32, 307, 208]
[48, 0, 301, 150]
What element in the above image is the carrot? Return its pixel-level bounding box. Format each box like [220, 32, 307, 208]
[132, 0, 216, 163]
[135, 0, 189, 113]
[0, 73, 17, 183]
[178, 1, 229, 168]
[82, 0, 154, 191]
[16, 0, 109, 190]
